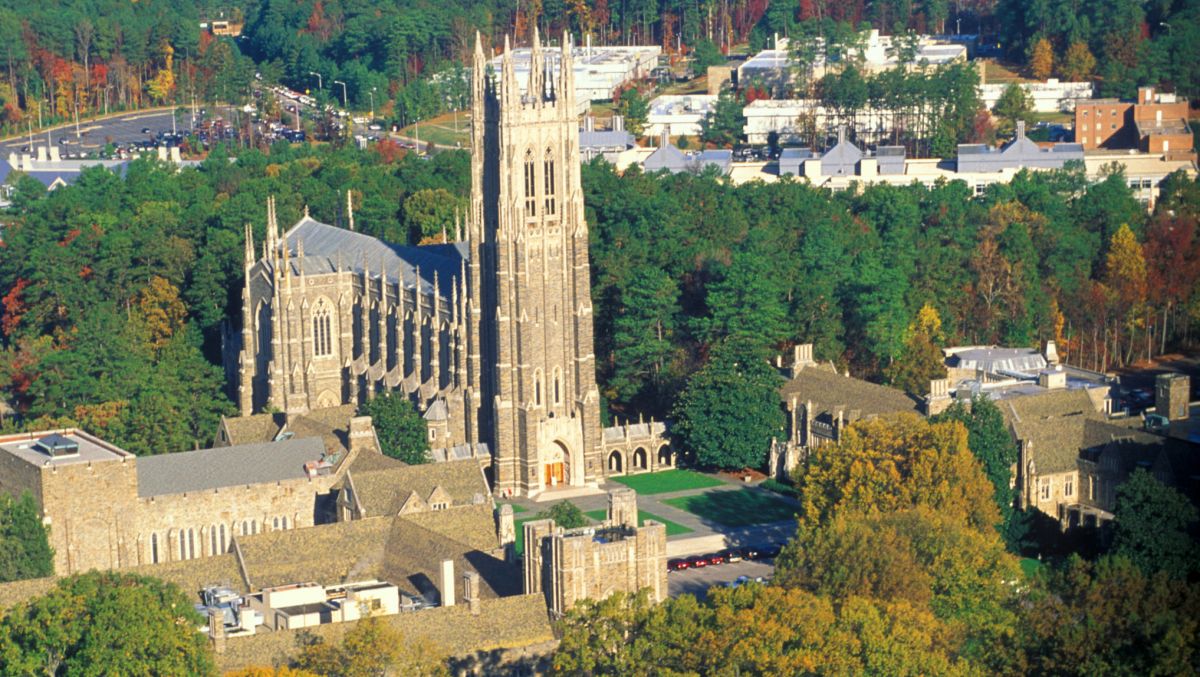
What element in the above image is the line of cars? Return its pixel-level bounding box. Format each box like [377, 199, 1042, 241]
[666, 542, 783, 572]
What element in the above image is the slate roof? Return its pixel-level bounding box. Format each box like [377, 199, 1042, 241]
[400, 504, 502, 553]
[236, 517, 394, 590]
[345, 458, 489, 516]
[1003, 388, 1108, 474]
[780, 365, 921, 421]
[220, 404, 369, 457]
[643, 144, 732, 175]
[278, 218, 465, 299]
[820, 136, 864, 176]
[136, 438, 327, 498]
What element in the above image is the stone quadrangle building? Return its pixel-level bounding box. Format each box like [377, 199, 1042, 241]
[234, 32, 671, 497]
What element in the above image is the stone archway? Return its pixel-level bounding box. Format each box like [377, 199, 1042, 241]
[315, 390, 340, 409]
[608, 450, 624, 475]
[633, 447, 648, 471]
[657, 444, 673, 467]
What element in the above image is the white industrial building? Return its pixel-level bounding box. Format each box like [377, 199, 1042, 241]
[742, 99, 901, 145]
[980, 79, 1094, 113]
[487, 42, 661, 115]
[738, 31, 967, 89]
[645, 94, 718, 137]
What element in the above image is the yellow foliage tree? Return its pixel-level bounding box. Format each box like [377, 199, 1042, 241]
[799, 414, 1000, 533]
[224, 668, 319, 677]
[136, 276, 187, 351]
[1029, 38, 1054, 80]
[296, 616, 447, 677]
[1060, 41, 1096, 81]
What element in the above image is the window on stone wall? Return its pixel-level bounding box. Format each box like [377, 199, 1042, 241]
[281, 516, 289, 530]
[534, 369, 543, 407]
[313, 303, 333, 357]
[210, 525, 218, 556]
[151, 533, 159, 564]
[553, 368, 562, 405]
[1065, 477, 1074, 497]
[524, 150, 537, 217]
[431, 501, 449, 511]
[543, 150, 556, 216]
[273, 517, 280, 531]
[219, 524, 227, 552]
[1040, 479, 1051, 501]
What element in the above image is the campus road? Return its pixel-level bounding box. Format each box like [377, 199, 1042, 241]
[668, 558, 776, 599]
[0, 107, 235, 154]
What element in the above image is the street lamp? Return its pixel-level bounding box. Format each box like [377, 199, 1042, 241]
[308, 71, 323, 90]
[369, 87, 376, 120]
[333, 80, 348, 108]
[1160, 22, 1172, 35]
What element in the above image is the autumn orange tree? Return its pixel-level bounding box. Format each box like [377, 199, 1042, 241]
[1103, 223, 1148, 364]
[1029, 38, 1055, 80]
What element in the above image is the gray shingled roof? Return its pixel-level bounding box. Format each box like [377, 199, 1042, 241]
[137, 438, 327, 497]
[780, 365, 921, 421]
[279, 218, 466, 299]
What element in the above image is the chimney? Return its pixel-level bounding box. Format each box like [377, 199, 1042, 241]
[170, 146, 182, 162]
[585, 115, 595, 132]
[208, 610, 227, 654]
[439, 559, 455, 607]
[660, 126, 670, 148]
[1156, 373, 1190, 422]
[925, 378, 952, 416]
[1038, 368, 1066, 390]
[607, 487, 638, 529]
[613, 114, 624, 132]
[791, 344, 814, 378]
[462, 571, 481, 616]
[1044, 340, 1060, 366]
[497, 503, 516, 555]
[36, 146, 47, 162]
[1139, 86, 1155, 105]
[348, 415, 375, 454]
[1016, 120, 1026, 140]
[156, 146, 167, 161]
[49, 145, 60, 162]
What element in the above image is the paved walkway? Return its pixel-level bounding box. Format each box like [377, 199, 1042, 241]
[502, 472, 800, 556]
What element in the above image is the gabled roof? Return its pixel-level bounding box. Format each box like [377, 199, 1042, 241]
[276, 218, 466, 299]
[780, 364, 921, 421]
[343, 458, 490, 517]
[220, 404, 370, 457]
[136, 437, 328, 498]
[643, 142, 692, 172]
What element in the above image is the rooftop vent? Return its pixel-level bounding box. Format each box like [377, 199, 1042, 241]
[34, 433, 79, 458]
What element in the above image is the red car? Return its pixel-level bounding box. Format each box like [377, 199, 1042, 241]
[706, 552, 726, 566]
[686, 555, 708, 569]
[667, 558, 689, 572]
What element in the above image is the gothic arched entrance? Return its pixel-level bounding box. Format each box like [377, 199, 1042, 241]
[544, 441, 570, 487]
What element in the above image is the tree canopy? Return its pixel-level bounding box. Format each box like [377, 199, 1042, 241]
[0, 491, 54, 583]
[1111, 468, 1200, 579]
[0, 571, 214, 676]
[358, 393, 430, 465]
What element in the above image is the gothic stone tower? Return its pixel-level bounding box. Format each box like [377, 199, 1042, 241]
[471, 31, 604, 495]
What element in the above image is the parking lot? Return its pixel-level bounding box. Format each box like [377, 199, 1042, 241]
[668, 558, 776, 599]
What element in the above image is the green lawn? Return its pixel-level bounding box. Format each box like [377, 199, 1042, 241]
[610, 469, 725, 495]
[499, 503, 528, 514]
[663, 489, 797, 527]
[1020, 557, 1043, 579]
[583, 509, 694, 537]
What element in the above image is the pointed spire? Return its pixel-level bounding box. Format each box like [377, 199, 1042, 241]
[266, 195, 279, 255]
[529, 25, 543, 103]
[303, 204, 310, 219]
[346, 189, 355, 231]
[243, 222, 255, 271]
[454, 209, 462, 242]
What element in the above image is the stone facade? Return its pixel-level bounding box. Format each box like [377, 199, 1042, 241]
[0, 422, 368, 575]
[523, 488, 667, 616]
[231, 31, 653, 497]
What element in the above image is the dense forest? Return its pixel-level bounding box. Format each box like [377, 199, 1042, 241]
[0, 0, 1194, 138]
[1, 142, 1197, 457]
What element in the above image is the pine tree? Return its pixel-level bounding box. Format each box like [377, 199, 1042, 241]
[0, 491, 54, 582]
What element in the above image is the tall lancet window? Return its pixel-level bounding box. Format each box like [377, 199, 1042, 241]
[524, 150, 537, 217]
[313, 302, 333, 357]
[543, 149, 556, 216]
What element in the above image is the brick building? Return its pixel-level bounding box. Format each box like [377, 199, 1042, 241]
[1074, 86, 1192, 153]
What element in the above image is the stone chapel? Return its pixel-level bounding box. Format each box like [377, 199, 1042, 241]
[234, 31, 672, 496]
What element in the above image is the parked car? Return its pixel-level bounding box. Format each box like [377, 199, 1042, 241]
[742, 545, 762, 560]
[721, 548, 744, 563]
[685, 555, 708, 569]
[706, 552, 726, 566]
[667, 558, 690, 572]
